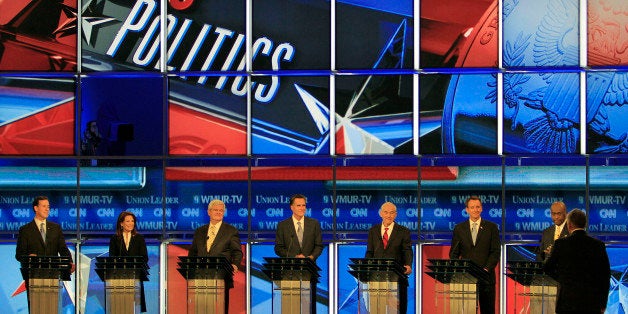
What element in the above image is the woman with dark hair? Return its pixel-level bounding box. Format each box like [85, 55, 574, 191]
[109, 211, 148, 312]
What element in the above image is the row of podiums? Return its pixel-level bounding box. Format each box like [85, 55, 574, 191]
[20, 256, 556, 313]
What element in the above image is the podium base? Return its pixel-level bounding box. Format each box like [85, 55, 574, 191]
[187, 278, 226, 314]
[105, 278, 141, 314]
[274, 280, 313, 314]
[29, 278, 61, 314]
[359, 281, 400, 314]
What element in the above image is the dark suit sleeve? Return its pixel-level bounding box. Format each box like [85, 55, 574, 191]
[50, 223, 73, 262]
[401, 227, 413, 266]
[365, 226, 378, 258]
[449, 224, 462, 259]
[310, 219, 323, 260]
[15, 224, 30, 262]
[228, 225, 243, 266]
[109, 235, 121, 256]
[485, 223, 500, 269]
[543, 238, 560, 279]
[274, 220, 290, 257]
[136, 234, 148, 262]
[188, 227, 203, 257]
[597, 242, 611, 308]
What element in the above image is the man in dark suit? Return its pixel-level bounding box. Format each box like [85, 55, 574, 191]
[365, 202, 413, 314]
[544, 209, 610, 313]
[450, 195, 500, 314]
[15, 196, 75, 311]
[189, 199, 243, 313]
[537, 201, 569, 262]
[274, 194, 323, 260]
[15, 196, 74, 265]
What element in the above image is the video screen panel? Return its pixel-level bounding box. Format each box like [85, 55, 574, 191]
[0, 244, 78, 312]
[419, 157, 503, 240]
[0, 159, 80, 234]
[502, 72, 580, 154]
[420, 0, 497, 68]
[167, 243, 247, 313]
[0, 76, 75, 155]
[80, 0, 163, 71]
[333, 160, 419, 239]
[165, 159, 250, 235]
[78, 160, 165, 235]
[422, 244, 501, 313]
[250, 244, 329, 313]
[249, 180, 332, 237]
[335, 74, 413, 155]
[588, 165, 628, 235]
[504, 244, 628, 313]
[502, 0, 579, 68]
[504, 162, 586, 240]
[336, 0, 413, 70]
[586, 71, 628, 154]
[0, 0, 77, 71]
[168, 74, 247, 155]
[251, 75, 330, 155]
[253, 0, 330, 70]
[82, 243, 161, 313]
[80, 74, 164, 157]
[337, 243, 417, 313]
[419, 73, 497, 154]
[587, 0, 628, 66]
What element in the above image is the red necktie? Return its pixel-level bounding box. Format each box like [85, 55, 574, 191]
[383, 227, 389, 249]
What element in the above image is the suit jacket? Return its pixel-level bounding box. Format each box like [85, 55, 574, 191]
[537, 224, 569, 261]
[109, 233, 148, 261]
[544, 230, 611, 313]
[365, 223, 413, 267]
[189, 222, 243, 265]
[274, 217, 323, 260]
[449, 219, 500, 283]
[109, 233, 149, 312]
[15, 220, 73, 263]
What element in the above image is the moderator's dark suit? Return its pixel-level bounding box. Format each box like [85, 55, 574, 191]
[537, 224, 569, 262]
[274, 217, 323, 260]
[15, 220, 72, 262]
[544, 230, 610, 313]
[366, 223, 413, 314]
[449, 219, 500, 314]
[109, 233, 149, 312]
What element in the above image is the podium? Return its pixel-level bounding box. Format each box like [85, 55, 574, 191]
[262, 257, 321, 314]
[506, 260, 557, 313]
[20, 256, 72, 314]
[177, 256, 233, 314]
[348, 258, 408, 314]
[425, 258, 489, 314]
[95, 256, 149, 314]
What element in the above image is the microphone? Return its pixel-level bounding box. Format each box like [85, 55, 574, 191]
[287, 234, 294, 257]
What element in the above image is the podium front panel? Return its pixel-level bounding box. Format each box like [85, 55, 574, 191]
[273, 279, 312, 314]
[105, 278, 140, 314]
[358, 280, 399, 314]
[187, 278, 226, 314]
[28, 278, 62, 314]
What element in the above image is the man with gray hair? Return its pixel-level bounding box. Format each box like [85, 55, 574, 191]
[544, 209, 611, 313]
